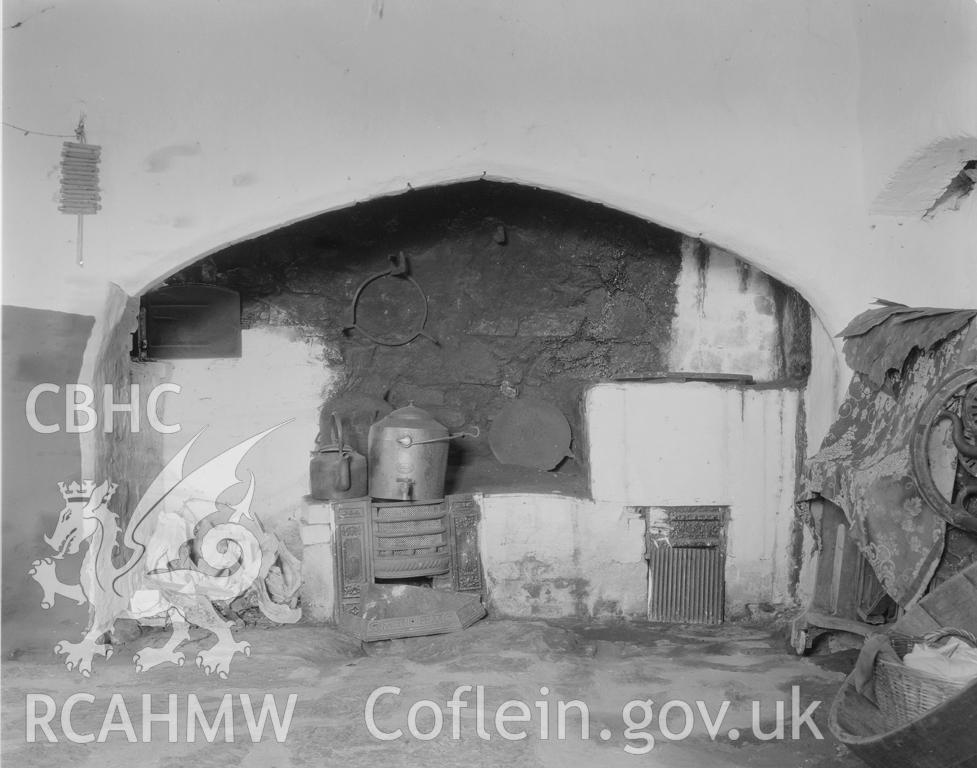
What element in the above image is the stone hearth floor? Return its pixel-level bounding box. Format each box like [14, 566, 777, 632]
[2, 618, 864, 767]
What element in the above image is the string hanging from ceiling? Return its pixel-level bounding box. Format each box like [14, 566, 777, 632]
[1, 121, 74, 138]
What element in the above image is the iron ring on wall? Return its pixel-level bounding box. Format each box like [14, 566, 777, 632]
[343, 255, 437, 347]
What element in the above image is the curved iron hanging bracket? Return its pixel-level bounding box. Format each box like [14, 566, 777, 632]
[910, 366, 977, 533]
[343, 253, 438, 347]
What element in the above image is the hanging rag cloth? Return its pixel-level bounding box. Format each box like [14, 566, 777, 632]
[799, 307, 977, 607]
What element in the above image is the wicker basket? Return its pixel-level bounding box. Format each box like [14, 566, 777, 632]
[874, 627, 977, 729]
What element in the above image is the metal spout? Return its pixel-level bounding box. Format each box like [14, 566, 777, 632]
[397, 478, 414, 501]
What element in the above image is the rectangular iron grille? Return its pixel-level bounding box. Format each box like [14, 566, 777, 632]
[646, 506, 728, 624]
[371, 501, 450, 579]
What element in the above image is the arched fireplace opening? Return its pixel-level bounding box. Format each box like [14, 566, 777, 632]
[144, 180, 811, 499]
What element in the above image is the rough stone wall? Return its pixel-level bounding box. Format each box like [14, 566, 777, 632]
[164, 182, 807, 485]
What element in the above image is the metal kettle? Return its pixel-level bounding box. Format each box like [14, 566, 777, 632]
[310, 413, 368, 500]
[367, 403, 477, 501]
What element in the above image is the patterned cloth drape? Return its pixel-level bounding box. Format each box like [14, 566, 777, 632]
[800, 329, 969, 607]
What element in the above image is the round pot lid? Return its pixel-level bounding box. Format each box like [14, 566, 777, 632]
[373, 403, 447, 434]
[488, 398, 572, 470]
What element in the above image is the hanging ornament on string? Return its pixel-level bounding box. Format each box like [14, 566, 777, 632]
[58, 117, 101, 267]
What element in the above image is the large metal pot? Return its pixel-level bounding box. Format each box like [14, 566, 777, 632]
[367, 404, 458, 501]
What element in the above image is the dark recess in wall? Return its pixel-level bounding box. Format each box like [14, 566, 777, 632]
[161, 180, 808, 494]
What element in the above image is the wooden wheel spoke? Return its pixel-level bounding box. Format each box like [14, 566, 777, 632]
[910, 367, 977, 532]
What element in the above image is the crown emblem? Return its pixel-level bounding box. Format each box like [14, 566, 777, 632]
[58, 480, 117, 504]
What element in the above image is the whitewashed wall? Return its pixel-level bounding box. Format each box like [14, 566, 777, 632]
[587, 382, 800, 608]
[669, 241, 786, 380]
[479, 495, 648, 618]
[154, 326, 338, 538]
[4, 0, 975, 336]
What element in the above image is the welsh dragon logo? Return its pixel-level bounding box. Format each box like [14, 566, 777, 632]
[28, 422, 300, 679]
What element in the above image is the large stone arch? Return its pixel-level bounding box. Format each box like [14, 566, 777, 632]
[127, 170, 837, 332]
